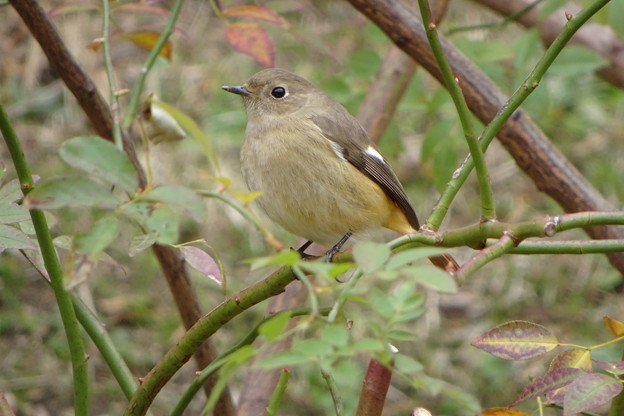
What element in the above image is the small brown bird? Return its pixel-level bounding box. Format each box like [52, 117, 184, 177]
[223, 68, 457, 271]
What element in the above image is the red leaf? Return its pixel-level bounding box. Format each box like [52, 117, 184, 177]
[225, 23, 275, 68]
[223, 5, 289, 28]
[180, 246, 222, 286]
[509, 367, 583, 407]
[592, 359, 624, 375]
[549, 349, 592, 372]
[471, 320, 559, 360]
[563, 372, 623, 416]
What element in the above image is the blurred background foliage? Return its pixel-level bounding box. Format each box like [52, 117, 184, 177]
[1, 0, 624, 415]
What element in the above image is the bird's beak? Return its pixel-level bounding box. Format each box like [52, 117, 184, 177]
[222, 85, 250, 96]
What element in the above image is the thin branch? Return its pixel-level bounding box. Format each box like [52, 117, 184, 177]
[456, 233, 516, 283]
[0, 103, 90, 415]
[100, 0, 123, 149]
[321, 368, 344, 416]
[265, 369, 290, 416]
[122, 0, 185, 127]
[418, 0, 496, 222]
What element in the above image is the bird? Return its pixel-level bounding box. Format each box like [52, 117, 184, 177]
[223, 68, 458, 272]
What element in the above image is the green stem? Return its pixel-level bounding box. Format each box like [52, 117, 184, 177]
[171, 307, 324, 416]
[321, 368, 343, 416]
[265, 369, 290, 416]
[124, 265, 297, 416]
[418, 0, 496, 222]
[456, 233, 516, 283]
[505, 239, 624, 255]
[0, 103, 89, 414]
[71, 294, 138, 400]
[122, 0, 186, 127]
[101, 0, 123, 149]
[446, 0, 543, 36]
[427, 0, 612, 229]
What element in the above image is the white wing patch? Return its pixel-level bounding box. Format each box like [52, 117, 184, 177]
[365, 145, 385, 162]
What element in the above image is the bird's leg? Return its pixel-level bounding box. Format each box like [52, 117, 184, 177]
[325, 232, 352, 262]
[295, 240, 314, 258]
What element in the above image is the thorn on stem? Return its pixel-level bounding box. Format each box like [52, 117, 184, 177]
[565, 11, 574, 21]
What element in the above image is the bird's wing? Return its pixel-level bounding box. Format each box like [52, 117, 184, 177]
[311, 114, 420, 230]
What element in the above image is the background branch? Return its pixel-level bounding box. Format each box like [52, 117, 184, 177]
[346, 0, 624, 274]
[472, 0, 624, 89]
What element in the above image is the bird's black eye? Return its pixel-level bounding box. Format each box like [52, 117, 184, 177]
[271, 86, 286, 98]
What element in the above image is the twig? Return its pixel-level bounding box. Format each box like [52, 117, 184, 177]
[265, 369, 290, 416]
[100, 0, 123, 149]
[418, 0, 496, 222]
[0, 103, 90, 415]
[122, 0, 185, 127]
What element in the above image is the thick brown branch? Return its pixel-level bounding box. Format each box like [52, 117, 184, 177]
[346, 0, 624, 274]
[472, 0, 624, 89]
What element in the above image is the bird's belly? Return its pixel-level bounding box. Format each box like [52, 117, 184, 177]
[241, 135, 393, 246]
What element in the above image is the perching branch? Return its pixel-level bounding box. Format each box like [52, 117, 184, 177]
[124, 265, 298, 416]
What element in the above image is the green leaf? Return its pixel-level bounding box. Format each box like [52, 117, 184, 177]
[293, 339, 334, 358]
[388, 329, 417, 342]
[60, 136, 138, 193]
[128, 232, 158, 257]
[512, 28, 541, 69]
[320, 324, 350, 348]
[248, 250, 300, 270]
[24, 177, 119, 209]
[548, 46, 609, 77]
[403, 265, 458, 293]
[353, 241, 390, 273]
[351, 338, 385, 352]
[368, 288, 394, 320]
[386, 247, 448, 270]
[140, 185, 205, 221]
[0, 224, 37, 249]
[0, 203, 30, 224]
[74, 215, 120, 256]
[538, 0, 570, 18]
[151, 98, 220, 175]
[255, 350, 308, 369]
[348, 49, 382, 79]
[0, 179, 23, 203]
[145, 205, 179, 244]
[395, 353, 423, 374]
[259, 311, 292, 341]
